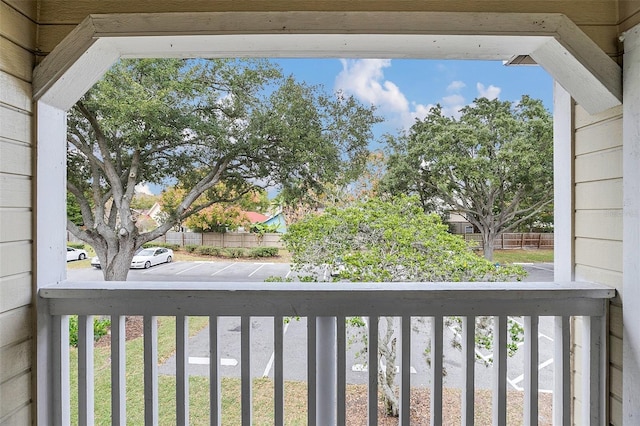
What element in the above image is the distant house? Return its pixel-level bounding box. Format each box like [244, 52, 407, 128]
[444, 211, 478, 234]
[262, 211, 287, 233]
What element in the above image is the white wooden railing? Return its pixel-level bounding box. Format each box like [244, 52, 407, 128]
[39, 281, 614, 425]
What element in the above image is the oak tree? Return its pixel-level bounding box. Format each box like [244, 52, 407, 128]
[67, 58, 379, 280]
[383, 96, 553, 260]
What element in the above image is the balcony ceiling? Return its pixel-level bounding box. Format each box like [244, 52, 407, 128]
[33, 11, 621, 113]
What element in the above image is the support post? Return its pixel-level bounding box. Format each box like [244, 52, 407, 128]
[35, 102, 68, 425]
[623, 22, 640, 424]
[316, 316, 337, 425]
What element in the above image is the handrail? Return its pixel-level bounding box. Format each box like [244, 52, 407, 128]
[40, 281, 614, 317]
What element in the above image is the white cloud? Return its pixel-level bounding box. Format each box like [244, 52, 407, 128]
[135, 183, 153, 195]
[335, 59, 409, 113]
[476, 82, 501, 100]
[447, 80, 466, 92]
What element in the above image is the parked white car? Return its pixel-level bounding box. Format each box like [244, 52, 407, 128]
[66, 247, 88, 262]
[130, 247, 173, 269]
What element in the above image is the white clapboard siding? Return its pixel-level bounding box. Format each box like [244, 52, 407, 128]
[0, 274, 31, 313]
[575, 238, 623, 273]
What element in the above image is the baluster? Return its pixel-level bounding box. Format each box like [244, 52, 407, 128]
[337, 316, 346, 426]
[144, 316, 158, 425]
[524, 316, 539, 426]
[53, 315, 70, 426]
[274, 316, 284, 425]
[317, 316, 336, 425]
[431, 316, 443, 426]
[111, 315, 126, 426]
[400, 315, 411, 426]
[368, 316, 379, 424]
[553, 316, 570, 426]
[462, 316, 475, 426]
[493, 315, 507, 426]
[307, 315, 317, 426]
[241, 316, 252, 426]
[78, 315, 94, 426]
[210, 316, 220, 426]
[176, 315, 189, 426]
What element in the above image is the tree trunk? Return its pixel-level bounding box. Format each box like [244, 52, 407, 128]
[482, 233, 495, 261]
[378, 316, 399, 416]
[102, 250, 134, 281]
[92, 234, 140, 281]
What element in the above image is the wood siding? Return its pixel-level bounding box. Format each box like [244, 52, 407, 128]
[619, 0, 640, 32]
[1, 0, 627, 424]
[34, 0, 621, 59]
[573, 103, 623, 425]
[0, 0, 34, 423]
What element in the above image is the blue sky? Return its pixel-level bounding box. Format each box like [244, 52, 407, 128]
[140, 59, 553, 195]
[273, 58, 553, 148]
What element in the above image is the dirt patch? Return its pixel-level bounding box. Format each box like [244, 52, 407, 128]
[95, 316, 144, 348]
[345, 386, 552, 425]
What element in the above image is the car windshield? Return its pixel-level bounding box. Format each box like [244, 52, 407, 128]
[137, 249, 155, 257]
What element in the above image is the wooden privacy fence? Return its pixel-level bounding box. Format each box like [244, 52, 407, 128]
[463, 233, 554, 250]
[154, 231, 284, 249]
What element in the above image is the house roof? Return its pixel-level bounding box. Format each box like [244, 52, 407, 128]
[243, 211, 268, 223]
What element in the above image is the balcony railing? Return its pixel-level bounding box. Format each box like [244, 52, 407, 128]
[39, 281, 614, 425]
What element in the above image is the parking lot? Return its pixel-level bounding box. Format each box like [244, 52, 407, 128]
[67, 261, 555, 390]
[68, 260, 294, 282]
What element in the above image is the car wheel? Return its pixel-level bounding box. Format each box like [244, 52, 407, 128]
[144, 261, 151, 269]
[166, 256, 172, 263]
[79, 253, 86, 260]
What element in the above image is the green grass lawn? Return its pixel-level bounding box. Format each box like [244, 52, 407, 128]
[492, 249, 554, 264]
[68, 316, 312, 425]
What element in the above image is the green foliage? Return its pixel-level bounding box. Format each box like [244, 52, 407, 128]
[68, 316, 111, 347]
[130, 193, 158, 210]
[67, 243, 86, 250]
[222, 248, 246, 258]
[66, 192, 84, 226]
[250, 223, 281, 235]
[283, 195, 525, 415]
[249, 247, 279, 257]
[66, 58, 379, 281]
[382, 96, 553, 260]
[142, 242, 180, 250]
[185, 245, 198, 253]
[283, 196, 524, 282]
[195, 246, 221, 256]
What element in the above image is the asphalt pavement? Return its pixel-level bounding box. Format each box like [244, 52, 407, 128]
[67, 261, 555, 390]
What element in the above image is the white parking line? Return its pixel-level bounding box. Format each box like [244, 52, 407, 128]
[211, 262, 237, 276]
[262, 320, 291, 377]
[141, 262, 172, 274]
[175, 263, 205, 275]
[248, 263, 271, 277]
[189, 356, 238, 366]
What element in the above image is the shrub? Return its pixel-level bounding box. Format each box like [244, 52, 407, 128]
[223, 248, 246, 258]
[196, 246, 220, 256]
[67, 243, 85, 250]
[68, 315, 111, 347]
[185, 245, 198, 253]
[250, 247, 279, 257]
[143, 242, 180, 250]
